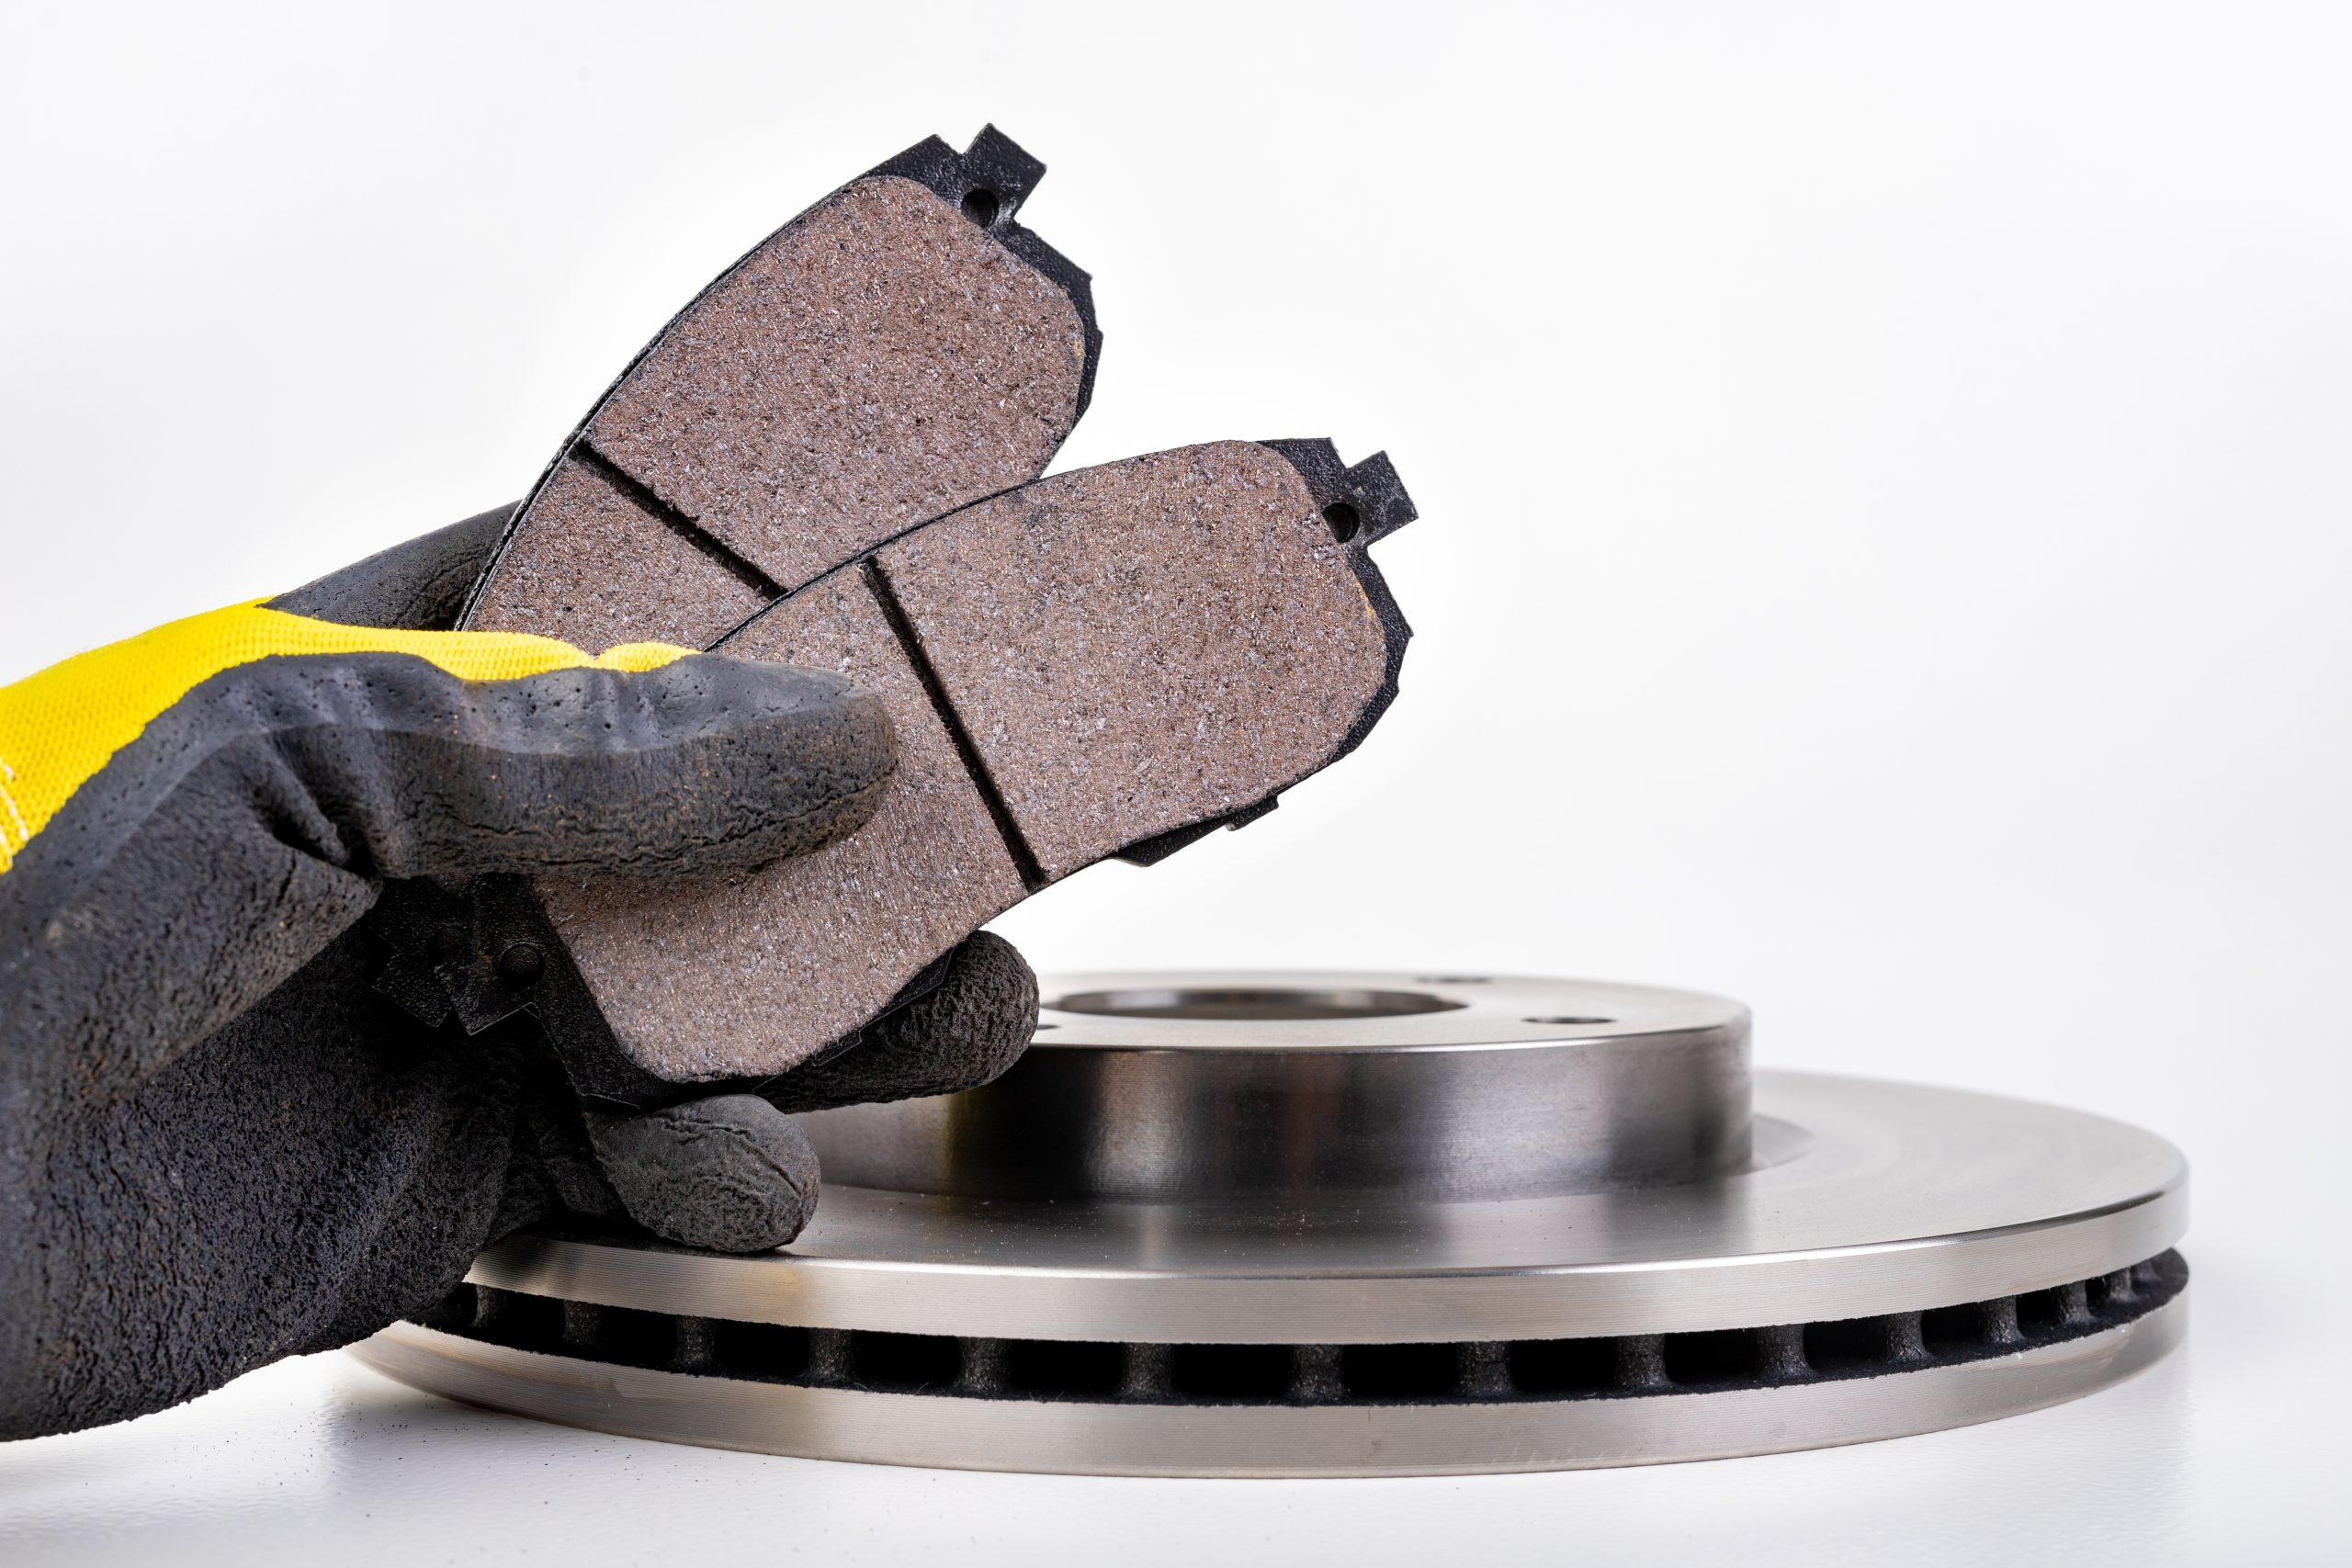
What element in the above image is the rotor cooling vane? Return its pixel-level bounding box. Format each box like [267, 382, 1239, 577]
[355, 972, 2188, 1476]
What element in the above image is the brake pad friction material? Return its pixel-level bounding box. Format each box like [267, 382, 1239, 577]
[461, 128, 1098, 647]
[537, 441, 1414, 1084]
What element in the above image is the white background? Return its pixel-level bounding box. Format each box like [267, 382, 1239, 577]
[1, 2, 2346, 1562]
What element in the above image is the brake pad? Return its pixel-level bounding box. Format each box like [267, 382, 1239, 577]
[525, 439, 1414, 1089]
[459, 126, 1099, 651]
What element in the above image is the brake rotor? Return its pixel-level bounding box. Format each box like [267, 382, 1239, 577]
[353, 972, 2188, 1476]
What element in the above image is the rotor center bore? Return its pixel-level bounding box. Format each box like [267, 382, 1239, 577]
[799, 973, 1754, 1203]
[1048, 986, 1467, 1021]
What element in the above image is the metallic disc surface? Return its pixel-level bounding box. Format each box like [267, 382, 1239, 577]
[458, 1070, 2186, 1343]
[356, 973, 2189, 1475]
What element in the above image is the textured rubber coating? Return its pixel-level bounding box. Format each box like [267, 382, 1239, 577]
[0, 648, 897, 1438]
[583, 1095, 820, 1254]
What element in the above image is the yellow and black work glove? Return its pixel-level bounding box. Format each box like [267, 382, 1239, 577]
[0, 508, 1038, 1439]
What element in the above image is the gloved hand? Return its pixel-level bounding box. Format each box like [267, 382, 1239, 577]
[0, 508, 1039, 1440]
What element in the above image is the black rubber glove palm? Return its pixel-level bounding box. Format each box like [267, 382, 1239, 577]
[0, 509, 1037, 1439]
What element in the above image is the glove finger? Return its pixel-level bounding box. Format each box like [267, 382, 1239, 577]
[279, 650, 897, 886]
[583, 1093, 820, 1252]
[760, 931, 1039, 1113]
